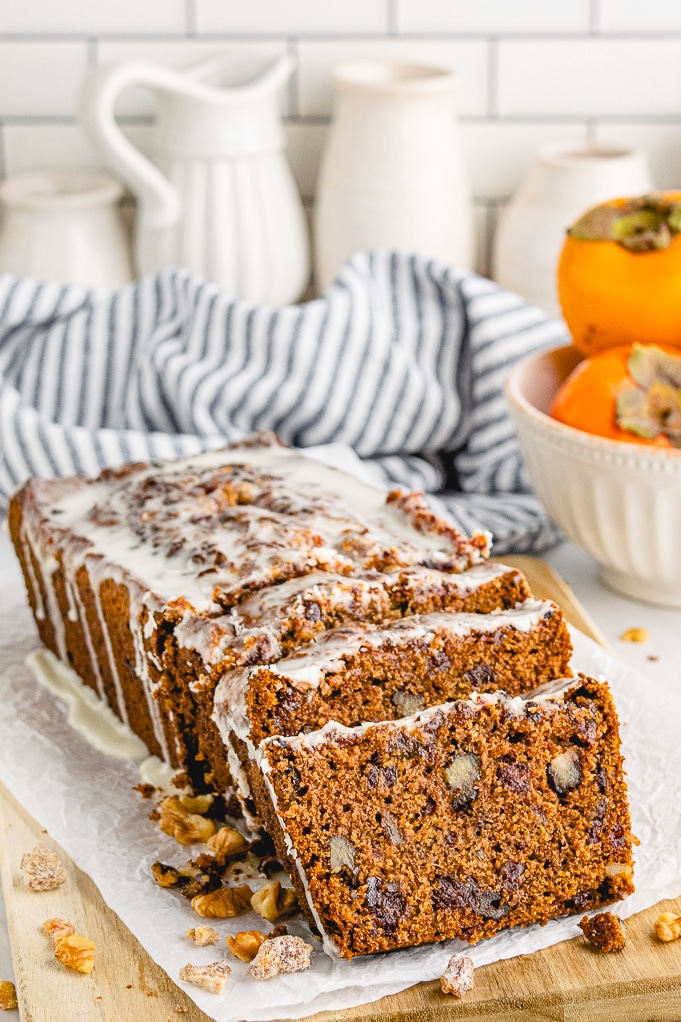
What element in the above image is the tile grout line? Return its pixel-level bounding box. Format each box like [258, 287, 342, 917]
[185, 0, 197, 38]
[487, 37, 498, 119]
[287, 37, 299, 118]
[86, 37, 97, 69]
[387, 0, 398, 37]
[590, 0, 601, 35]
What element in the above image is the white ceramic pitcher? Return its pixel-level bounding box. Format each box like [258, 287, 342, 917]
[79, 54, 310, 305]
[314, 61, 474, 292]
[492, 142, 653, 318]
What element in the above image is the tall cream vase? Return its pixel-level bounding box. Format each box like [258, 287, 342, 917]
[314, 62, 474, 293]
[492, 142, 653, 318]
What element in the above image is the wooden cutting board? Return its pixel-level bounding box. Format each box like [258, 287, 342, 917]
[2, 556, 681, 1022]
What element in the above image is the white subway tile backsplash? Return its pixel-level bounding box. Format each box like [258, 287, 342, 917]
[0, 2, 680, 289]
[397, 0, 590, 35]
[599, 0, 681, 34]
[0, 42, 88, 117]
[3, 123, 157, 180]
[195, 0, 388, 36]
[0, 0, 186, 35]
[297, 39, 488, 118]
[96, 41, 288, 117]
[3, 124, 100, 176]
[595, 122, 681, 190]
[462, 121, 588, 199]
[498, 40, 681, 118]
[285, 122, 327, 199]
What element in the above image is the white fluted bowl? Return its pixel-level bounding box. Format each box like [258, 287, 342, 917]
[506, 345, 681, 607]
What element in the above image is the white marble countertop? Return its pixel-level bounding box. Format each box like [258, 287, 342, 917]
[1, 533, 679, 1003]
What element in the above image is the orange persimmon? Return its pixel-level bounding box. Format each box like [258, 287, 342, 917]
[558, 192, 681, 357]
[549, 343, 681, 447]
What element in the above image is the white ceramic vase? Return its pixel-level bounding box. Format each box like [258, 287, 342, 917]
[0, 171, 133, 288]
[314, 61, 474, 293]
[492, 142, 654, 318]
[79, 54, 310, 305]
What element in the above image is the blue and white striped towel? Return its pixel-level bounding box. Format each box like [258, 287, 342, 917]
[0, 250, 569, 554]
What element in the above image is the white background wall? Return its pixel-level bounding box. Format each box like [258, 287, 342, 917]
[1, 0, 681, 278]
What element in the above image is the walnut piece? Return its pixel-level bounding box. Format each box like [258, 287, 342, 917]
[620, 627, 648, 643]
[251, 881, 298, 923]
[178, 793, 214, 815]
[655, 912, 681, 942]
[43, 917, 95, 974]
[578, 912, 626, 952]
[547, 748, 582, 795]
[391, 689, 425, 716]
[186, 926, 220, 946]
[0, 980, 17, 1011]
[151, 861, 185, 889]
[443, 753, 480, 807]
[20, 842, 66, 891]
[249, 935, 312, 980]
[159, 796, 216, 846]
[54, 934, 96, 974]
[42, 917, 75, 950]
[191, 885, 253, 918]
[226, 930, 267, 962]
[329, 834, 356, 874]
[206, 826, 248, 862]
[179, 961, 231, 995]
[440, 954, 475, 997]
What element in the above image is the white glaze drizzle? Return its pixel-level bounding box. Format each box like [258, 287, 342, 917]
[66, 571, 107, 701]
[19, 522, 45, 620]
[127, 589, 171, 762]
[64, 576, 79, 623]
[17, 440, 496, 775]
[37, 445, 488, 616]
[138, 754, 190, 794]
[26, 648, 148, 760]
[89, 576, 130, 727]
[258, 751, 340, 957]
[213, 598, 559, 745]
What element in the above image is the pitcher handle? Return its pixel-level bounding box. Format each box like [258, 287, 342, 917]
[78, 61, 182, 232]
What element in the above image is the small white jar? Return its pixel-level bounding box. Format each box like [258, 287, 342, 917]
[0, 171, 134, 288]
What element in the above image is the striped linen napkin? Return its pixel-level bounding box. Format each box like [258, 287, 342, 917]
[0, 250, 568, 554]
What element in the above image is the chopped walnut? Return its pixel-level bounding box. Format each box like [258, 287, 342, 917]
[191, 885, 253, 918]
[151, 860, 220, 899]
[620, 627, 648, 643]
[151, 861, 185, 889]
[178, 793, 215, 815]
[547, 748, 582, 795]
[20, 843, 66, 891]
[440, 954, 475, 997]
[251, 881, 298, 923]
[226, 930, 267, 962]
[578, 912, 626, 952]
[655, 912, 681, 942]
[54, 934, 96, 974]
[158, 796, 216, 846]
[179, 961, 231, 995]
[43, 918, 95, 974]
[186, 926, 220, 946]
[42, 917, 75, 950]
[206, 826, 248, 862]
[329, 834, 356, 874]
[249, 935, 312, 980]
[443, 753, 480, 808]
[0, 980, 17, 1011]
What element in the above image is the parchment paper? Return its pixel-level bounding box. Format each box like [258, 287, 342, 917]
[1, 540, 681, 1021]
